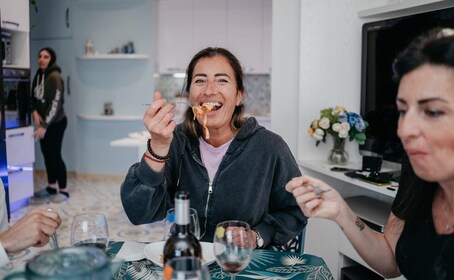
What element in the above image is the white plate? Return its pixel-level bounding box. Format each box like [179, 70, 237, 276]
[144, 241, 215, 267]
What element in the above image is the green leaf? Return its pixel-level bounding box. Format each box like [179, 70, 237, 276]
[355, 133, 366, 141]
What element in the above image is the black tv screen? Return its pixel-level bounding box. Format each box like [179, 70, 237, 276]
[360, 6, 454, 164]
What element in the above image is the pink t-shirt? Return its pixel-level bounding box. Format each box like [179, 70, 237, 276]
[199, 137, 233, 183]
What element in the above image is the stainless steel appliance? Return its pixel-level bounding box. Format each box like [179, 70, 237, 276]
[3, 67, 31, 129]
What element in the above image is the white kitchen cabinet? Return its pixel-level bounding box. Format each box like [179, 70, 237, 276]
[7, 31, 30, 69]
[192, 0, 228, 52]
[6, 126, 35, 211]
[261, 0, 272, 73]
[226, 0, 263, 74]
[0, 0, 29, 32]
[157, 0, 271, 74]
[8, 164, 33, 212]
[6, 126, 35, 166]
[157, 0, 194, 73]
[30, 0, 72, 39]
[0, 0, 30, 69]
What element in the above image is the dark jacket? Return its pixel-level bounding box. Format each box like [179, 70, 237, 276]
[121, 117, 307, 247]
[31, 63, 65, 128]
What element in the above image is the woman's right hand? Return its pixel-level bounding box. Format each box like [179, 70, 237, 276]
[143, 92, 176, 153]
[285, 175, 347, 223]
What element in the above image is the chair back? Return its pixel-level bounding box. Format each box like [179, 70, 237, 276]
[271, 228, 306, 253]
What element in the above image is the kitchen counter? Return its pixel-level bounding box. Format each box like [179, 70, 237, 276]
[111, 138, 147, 161]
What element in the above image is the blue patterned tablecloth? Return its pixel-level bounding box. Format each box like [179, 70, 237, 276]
[107, 241, 334, 280]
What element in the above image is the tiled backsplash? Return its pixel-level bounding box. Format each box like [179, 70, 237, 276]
[154, 74, 271, 117]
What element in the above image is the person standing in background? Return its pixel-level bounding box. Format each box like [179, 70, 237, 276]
[31, 47, 68, 202]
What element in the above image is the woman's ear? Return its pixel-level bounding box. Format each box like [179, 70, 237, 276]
[236, 90, 244, 106]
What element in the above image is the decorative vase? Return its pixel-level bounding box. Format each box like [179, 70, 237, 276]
[328, 137, 349, 165]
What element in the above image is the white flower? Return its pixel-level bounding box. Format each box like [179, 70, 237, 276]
[338, 129, 349, 138]
[313, 128, 324, 140]
[332, 123, 342, 132]
[318, 117, 330, 129]
[340, 121, 351, 131]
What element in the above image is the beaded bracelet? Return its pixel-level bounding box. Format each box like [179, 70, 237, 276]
[143, 152, 167, 163]
[146, 138, 170, 161]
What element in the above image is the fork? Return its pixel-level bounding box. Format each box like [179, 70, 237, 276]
[305, 184, 331, 197]
[47, 208, 60, 249]
[142, 101, 194, 108]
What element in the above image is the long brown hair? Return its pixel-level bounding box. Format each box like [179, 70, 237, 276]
[181, 47, 247, 138]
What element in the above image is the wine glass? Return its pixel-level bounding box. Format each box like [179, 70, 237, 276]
[71, 213, 109, 251]
[213, 220, 253, 280]
[163, 208, 200, 240]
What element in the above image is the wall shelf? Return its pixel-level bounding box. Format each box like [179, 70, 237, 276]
[76, 54, 149, 60]
[358, 0, 454, 18]
[77, 114, 142, 121]
[298, 159, 399, 198]
[75, 0, 140, 3]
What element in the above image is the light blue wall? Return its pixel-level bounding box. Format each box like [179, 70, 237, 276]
[31, 0, 155, 175]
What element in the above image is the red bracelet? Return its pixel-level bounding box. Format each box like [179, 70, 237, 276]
[143, 152, 167, 163]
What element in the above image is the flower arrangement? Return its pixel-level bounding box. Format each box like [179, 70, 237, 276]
[308, 106, 367, 146]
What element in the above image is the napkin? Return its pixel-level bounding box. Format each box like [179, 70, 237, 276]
[113, 241, 147, 262]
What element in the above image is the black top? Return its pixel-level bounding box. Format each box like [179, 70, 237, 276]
[392, 181, 454, 279]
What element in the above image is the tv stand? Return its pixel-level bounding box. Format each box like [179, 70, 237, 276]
[299, 160, 404, 280]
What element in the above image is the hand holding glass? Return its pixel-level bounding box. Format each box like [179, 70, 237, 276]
[213, 220, 253, 280]
[71, 213, 109, 251]
[163, 208, 200, 240]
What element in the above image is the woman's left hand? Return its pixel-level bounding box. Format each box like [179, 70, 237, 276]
[33, 127, 47, 140]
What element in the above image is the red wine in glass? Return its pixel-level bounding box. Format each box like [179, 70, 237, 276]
[74, 240, 108, 251]
[221, 261, 248, 274]
[214, 220, 253, 280]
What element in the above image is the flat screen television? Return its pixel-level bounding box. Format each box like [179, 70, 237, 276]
[360, 6, 454, 167]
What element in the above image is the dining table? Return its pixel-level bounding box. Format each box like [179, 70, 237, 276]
[107, 241, 335, 280]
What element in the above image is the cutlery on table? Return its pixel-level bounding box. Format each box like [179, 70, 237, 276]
[47, 208, 59, 249]
[304, 184, 331, 197]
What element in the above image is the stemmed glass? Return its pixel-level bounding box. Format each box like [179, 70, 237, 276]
[163, 208, 200, 240]
[213, 220, 253, 280]
[71, 213, 109, 251]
